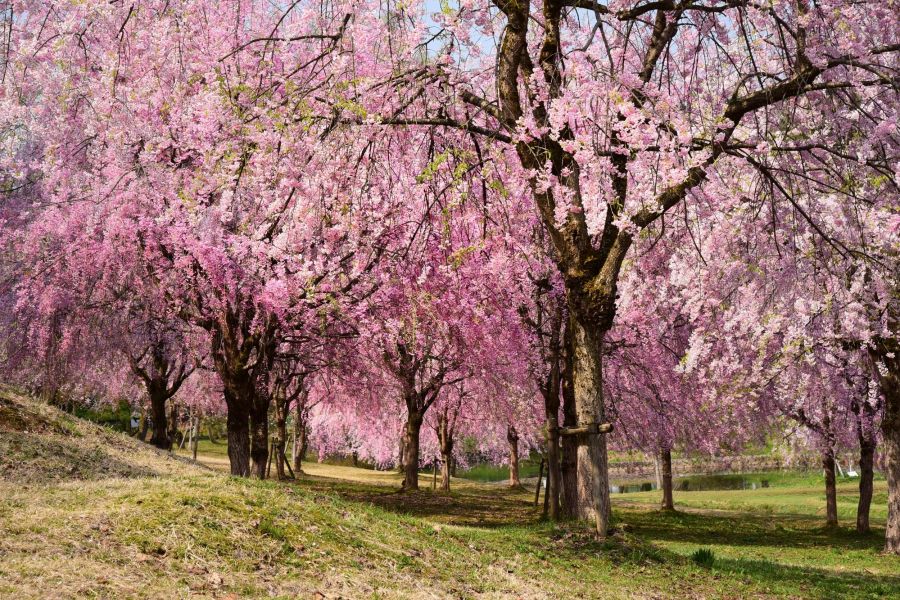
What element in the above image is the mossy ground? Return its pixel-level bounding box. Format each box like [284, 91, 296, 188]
[1, 389, 898, 598]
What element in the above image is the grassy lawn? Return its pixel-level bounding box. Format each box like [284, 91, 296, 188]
[175, 442, 900, 598]
[456, 461, 542, 482]
[2, 389, 898, 598]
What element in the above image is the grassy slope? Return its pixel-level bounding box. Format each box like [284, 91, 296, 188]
[1, 389, 898, 599]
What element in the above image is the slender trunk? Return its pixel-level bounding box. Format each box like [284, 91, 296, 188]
[293, 404, 308, 475]
[508, 426, 521, 487]
[660, 449, 674, 511]
[401, 412, 423, 490]
[438, 413, 453, 492]
[167, 402, 180, 449]
[398, 434, 407, 474]
[534, 458, 544, 506]
[295, 422, 308, 475]
[250, 396, 270, 480]
[148, 391, 170, 450]
[823, 450, 839, 527]
[274, 393, 288, 480]
[569, 313, 611, 535]
[874, 344, 900, 553]
[191, 414, 200, 461]
[653, 453, 662, 490]
[857, 439, 875, 533]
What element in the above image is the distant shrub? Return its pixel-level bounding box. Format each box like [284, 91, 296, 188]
[74, 399, 132, 433]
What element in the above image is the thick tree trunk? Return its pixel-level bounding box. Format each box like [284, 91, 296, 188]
[857, 439, 875, 533]
[249, 397, 269, 480]
[225, 400, 251, 477]
[440, 452, 452, 491]
[148, 393, 169, 449]
[401, 412, 423, 490]
[507, 426, 521, 487]
[823, 451, 839, 527]
[560, 328, 579, 518]
[546, 418, 561, 521]
[875, 345, 900, 553]
[569, 314, 611, 535]
[660, 449, 674, 511]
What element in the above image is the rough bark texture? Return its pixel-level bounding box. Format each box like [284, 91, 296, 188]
[569, 314, 611, 534]
[211, 327, 256, 478]
[249, 397, 269, 480]
[438, 411, 454, 492]
[823, 451, 839, 527]
[546, 416, 561, 521]
[191, 414, 200, 461]
[874, 342, 900, 553]
[148, 391, 170, 450]
[560, 328, 579, 518]
[398, 435, 407, 474]
[660, 449, 674, 511]
[167, 402, 180, 449]
[225, 400, 251, 477]
[857, 439, 875, 533]
[440, 453, 452, 491]
[401, 411, 423, 490]
[273, 390, 288, 480]
[507, 426, 521, 488]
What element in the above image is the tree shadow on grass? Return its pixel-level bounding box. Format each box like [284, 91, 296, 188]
[700, 555, 900, 599]
[617, 504, 888, 553]
[291, 475, 899, 597]
[294, 474, 540, 528]
[615, 506, 900, 598]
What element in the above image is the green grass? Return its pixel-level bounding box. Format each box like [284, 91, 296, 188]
[457, 460, 542, 482]
[618, 474, 888, 523]
[2, 390, 899, 598]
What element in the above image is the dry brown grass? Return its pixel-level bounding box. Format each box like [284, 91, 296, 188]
[0, 387, 203, 483]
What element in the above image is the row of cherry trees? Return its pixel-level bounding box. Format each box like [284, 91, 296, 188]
[0, 1, 897, 551]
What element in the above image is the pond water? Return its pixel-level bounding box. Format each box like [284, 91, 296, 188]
[609, 473, 771, 494]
